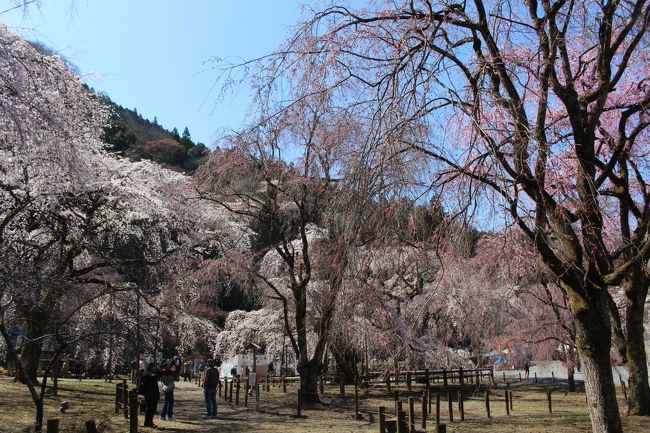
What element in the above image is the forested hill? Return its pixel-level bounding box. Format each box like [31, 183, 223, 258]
[99, 94, 209, 173]
[25, 40, 208, 173]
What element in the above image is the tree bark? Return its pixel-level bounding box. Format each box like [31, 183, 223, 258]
[572, 290, 623, 433]
[332, 346, 359, 385]
[623, 274, 650, 416]
[298, 358, 322, 404]
[19, 318, 45, 384]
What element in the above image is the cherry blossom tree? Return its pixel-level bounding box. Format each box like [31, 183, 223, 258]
[0, 26, 190, 431]
[195, 125, 344, 403]
[194, 70, 399, 400]
[213, 1, 649, 429]
[475, 232, 580, 390]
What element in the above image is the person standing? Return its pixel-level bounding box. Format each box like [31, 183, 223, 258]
[202, 359, 219, 418]
[160, 360, 176, 421]
[183, 360, 193, 382]
[138, 362, 161, 428]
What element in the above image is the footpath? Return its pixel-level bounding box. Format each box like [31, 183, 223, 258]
[147, 380, 374, 433]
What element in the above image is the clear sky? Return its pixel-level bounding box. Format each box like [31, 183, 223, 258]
[0, 1, 306, 146]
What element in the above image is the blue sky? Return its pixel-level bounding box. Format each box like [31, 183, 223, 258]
[1, 1, 306, 146]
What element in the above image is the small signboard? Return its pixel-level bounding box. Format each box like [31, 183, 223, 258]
[249, 372, 257, 385]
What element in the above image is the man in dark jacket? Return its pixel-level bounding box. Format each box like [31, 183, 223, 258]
[202, 359, 220, 418]
[138, 362, 161, 427]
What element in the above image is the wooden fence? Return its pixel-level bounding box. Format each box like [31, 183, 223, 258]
[190, 366, 564, 433]
[113, 379, 142, 433]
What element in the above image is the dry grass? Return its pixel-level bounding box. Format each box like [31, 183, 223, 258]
[1, 376, 648, 433]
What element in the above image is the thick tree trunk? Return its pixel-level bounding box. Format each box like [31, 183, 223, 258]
[572, 290, 622, 433]
[297, 358, 321, 404]
[19, 320, 45, 384]
[624, 274, 650, 416]
[332, 347, 359, 385]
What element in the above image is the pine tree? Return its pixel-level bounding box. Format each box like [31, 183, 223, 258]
[181, 126, 193, 149]
[171, 127, 181, 142]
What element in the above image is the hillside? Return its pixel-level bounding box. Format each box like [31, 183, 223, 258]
[100, 94, 208, 172]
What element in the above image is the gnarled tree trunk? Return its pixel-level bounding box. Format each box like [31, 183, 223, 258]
[297, 358, 322, 404]
[19, 317, 46, 384]
[572, 289, 622, 433]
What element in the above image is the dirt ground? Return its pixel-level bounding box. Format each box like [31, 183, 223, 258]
[1, 375, 648, 433]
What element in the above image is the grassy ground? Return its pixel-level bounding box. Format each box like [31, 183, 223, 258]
[2, 375, 648, 432]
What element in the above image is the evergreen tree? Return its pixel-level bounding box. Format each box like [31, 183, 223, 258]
[171, 127, 181, 142]
[181, 126, 192, 149]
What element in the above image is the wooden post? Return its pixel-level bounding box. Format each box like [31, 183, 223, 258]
[46, 419, 59, 433]
[123, 380, 128, 419]
[447, 391, 453, 422]
[425, 368, 430, 390]
[319, 376, 324, 395]
[396, 409, 405, 433]
[282, 375, 287, 393]
[379, 406, 386, 433]
[551, 371, 555, 383]
[218, 380, 222, 397]
[485, 390, 491, 418]
[355, 382, 360, 420]
[519, 372, 522, 382]
[115, 383, 120, 414]
[443, 369, 448, 388]
[421, 393, 428, 430]
[297, 388, 302, 417]
[406, 372, 412, 392]
[505, 389, 510, 416]
[534, 372, 538, 383]
[509, 390, 513, 411]
[408, 397, 415, 432]
[547, 389, 552, 414]
[244, 380, 249, 407]
[128, 391, 138, 433]
[458, 392, 465, 421]
[229, 378, 234, 403]
[396, 401, 403, 433]
[394, 390, 400, 415]
[255, 384, 260, 411]
[459, 367, 464, 388]
[502, 372, 506, 383]
[85, 420, 98, 433]
[489, 367, 495, 387]
[475, 368, 480, 385]
[427, 388, 432, 414]
[236, 376, 241, 405]
[435, 393, 441, 425]
[437, 423, 447, 433]
[223, 378, 228, 401]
